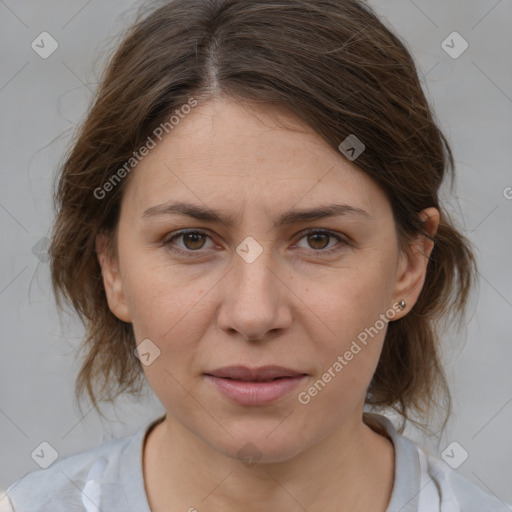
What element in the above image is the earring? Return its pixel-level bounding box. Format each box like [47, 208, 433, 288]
[397, 299, 406, 311]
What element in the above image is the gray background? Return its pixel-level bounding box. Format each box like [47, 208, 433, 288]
[1, 0, 511, 505]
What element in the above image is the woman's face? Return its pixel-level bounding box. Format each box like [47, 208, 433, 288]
[97, 97, 435, 462]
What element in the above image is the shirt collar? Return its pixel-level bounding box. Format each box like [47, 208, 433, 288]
[364, 412, 422, 512]
[118, 413, 421, 512]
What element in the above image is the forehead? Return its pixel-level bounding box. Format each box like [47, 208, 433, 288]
[122, 97, 389, 220]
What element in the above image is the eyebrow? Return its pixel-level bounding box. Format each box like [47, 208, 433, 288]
[141, 200, 373, 227]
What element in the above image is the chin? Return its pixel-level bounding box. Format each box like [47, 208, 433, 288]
[221, 437, 306, 465]
[203, 420, 313, 465]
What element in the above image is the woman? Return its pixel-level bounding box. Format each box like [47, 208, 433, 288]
[3, 0, 510, 510]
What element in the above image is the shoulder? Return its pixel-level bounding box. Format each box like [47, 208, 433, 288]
[418, 446, 512, 512]
[2, 419, 154, 512]
[364, 413, 511, 512]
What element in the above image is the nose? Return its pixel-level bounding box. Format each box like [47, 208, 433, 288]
[216, 246, 292, 342]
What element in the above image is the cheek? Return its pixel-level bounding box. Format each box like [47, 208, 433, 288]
[121, 251, 210, 338]
[315, 258, 394, 343]
[123, 263, 219, 403]
[122, 231, 395, 384]
[303, 257, 395, 390]
[297, 295, 390, 424]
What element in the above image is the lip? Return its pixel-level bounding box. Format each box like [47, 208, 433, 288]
[204, 366, 308, 406]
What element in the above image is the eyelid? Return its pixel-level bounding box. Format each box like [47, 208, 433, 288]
[163, 228, 350, 257]
[163, 229, 217, 254]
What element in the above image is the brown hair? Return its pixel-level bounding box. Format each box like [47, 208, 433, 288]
[50, 0, 477, 429]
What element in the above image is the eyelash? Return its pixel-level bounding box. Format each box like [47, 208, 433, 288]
[163, 228, 349, 258]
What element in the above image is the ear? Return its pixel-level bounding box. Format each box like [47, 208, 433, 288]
[391, 207, 439, 318]
[95, 233, 132, 323]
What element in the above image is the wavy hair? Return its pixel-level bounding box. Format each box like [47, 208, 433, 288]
[50, 0, 477, 430]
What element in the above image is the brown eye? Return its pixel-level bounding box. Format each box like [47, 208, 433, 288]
[164, 228, 348, 258]
[164, 229, 214, 255]
[306, 232, 331, 250]
[181, 232, 207, 250]
[295, 229, 346, 254]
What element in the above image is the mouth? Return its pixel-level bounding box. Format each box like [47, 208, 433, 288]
[204, 365, 307, 381]
[204, 366, 308, 405]
[216, 376, 298, 381]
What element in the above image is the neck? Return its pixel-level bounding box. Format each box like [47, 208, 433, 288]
[143, 410, 395, 512]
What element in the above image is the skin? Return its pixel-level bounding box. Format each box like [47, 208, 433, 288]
[96, 96, 439, 511]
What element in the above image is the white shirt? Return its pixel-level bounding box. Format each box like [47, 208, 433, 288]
[1, 413, 510, 511]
